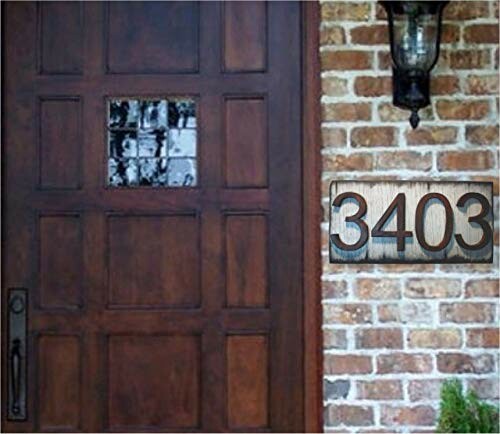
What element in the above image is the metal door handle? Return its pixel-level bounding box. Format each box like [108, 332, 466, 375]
[7, 289, 27, 421]
[10, 338, 21, 415]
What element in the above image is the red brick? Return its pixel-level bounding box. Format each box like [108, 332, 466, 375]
[377, 304, 400, 323]
[323, 329, 347, 350]
[436, 100, 490, 120]
[376, 151, 432, 171]
[381, 405, 436, 426]
[440, 302, 496, 323]
[431, 75, 460, 95]
[466, 328, 499, 348]
[321, 2, 371, 21]
[464, 24, 499, 43]
[447, 50, 491, 69]
[468, 379, 499, 399]
[322, 76, 348, 96]
[466, 125, 499, 146]
[350, 25, 388, 45]
[375, 3, 387, 20]
[406, 126, 458, 145]
[377, 51, 392, 70]
[357, 380, 403, 400]
[405, 279, 461, 298]
[322, 103, 371, 122]
[409, 379, 444, 401]
[355, 279, 401, 300]
[322, 280, 348, 299]
[378, 103, 433, 122]
[356, 328, 403, 349]
[465, 279, 499, 298]
[437, 353, 494, 374]
[320, 26, 346, 46]
[322, 127, 347, 148]
[324, 303, 372, 324]
[324, 404, 374, 427]
[438, 151, 494, 171]
[443, 1, 490, 19]
[351, 127, 396, 147]
[378, 263, 434, 273]
[321, 50, 373, 70]
[465, 75, 499, 95]
[408, 328, 462, 348]
[441, 24, 460, 43]
[354, 76, 392, 96]
[324, 355, 372, 375]
[377, 353, 432, 374]
[323, 154, 374, 171]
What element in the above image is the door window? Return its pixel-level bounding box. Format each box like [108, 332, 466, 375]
[107, 98, 197, 187]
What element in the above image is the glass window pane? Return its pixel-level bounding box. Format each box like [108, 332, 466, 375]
[107, 98, 197, 188]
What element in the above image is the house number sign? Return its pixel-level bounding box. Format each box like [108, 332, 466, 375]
[329, 181, 493, 263]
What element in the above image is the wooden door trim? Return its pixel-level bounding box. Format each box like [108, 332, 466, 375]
[302, 2, 323, 432]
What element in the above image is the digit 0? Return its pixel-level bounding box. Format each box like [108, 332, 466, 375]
[415, 193, 453, 251]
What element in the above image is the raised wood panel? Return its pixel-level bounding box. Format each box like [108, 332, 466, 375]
[106, 2, 199, 74]
[227, 335, 269, 429]
[107, 335, 200, 430]
[39, 215, 83, 309]
[225, 97, 267, 187]
[39, 97, 82, 190]
[107, 215, 200, 308]
[37, 335, 81, 431]
[223, 2, 266, 72]
[225, 214, 267, 307]
[39, 2, 83, 74]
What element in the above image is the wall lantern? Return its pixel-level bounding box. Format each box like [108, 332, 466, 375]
[381, 1, 449, 128]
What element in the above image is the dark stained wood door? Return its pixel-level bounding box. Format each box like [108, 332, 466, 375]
[2, 2, 304, 432]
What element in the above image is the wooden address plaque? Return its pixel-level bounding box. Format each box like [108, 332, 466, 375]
[329, 181, 494, 264]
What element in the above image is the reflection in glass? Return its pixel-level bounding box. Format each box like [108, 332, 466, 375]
[109, 100, 139, 128]
[138, 131, 167, 157]
[168, 129, 197, 157]
[107, 98, 197, 187]
[109, 158, 138, 186]
[167, 158, 196, 186]
[138, 158, 168, 186]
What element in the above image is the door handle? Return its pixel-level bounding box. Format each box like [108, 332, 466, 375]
[7, 289, 27, 421]
[10, 338, 22, 416]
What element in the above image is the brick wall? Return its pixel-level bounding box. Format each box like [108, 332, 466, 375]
[319, 1, 499, 432]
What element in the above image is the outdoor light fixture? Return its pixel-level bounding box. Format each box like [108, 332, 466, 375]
[381, 1, 449, 128]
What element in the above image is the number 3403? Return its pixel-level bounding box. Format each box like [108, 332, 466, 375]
[330, 192, 492, 252]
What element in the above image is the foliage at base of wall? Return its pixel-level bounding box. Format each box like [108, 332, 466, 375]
[437, 379, 499, 433]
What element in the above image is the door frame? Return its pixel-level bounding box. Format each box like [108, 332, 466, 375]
[302, 2, 323, 432]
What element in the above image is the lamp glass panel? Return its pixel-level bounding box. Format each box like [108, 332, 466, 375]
[392, 11, 439, 71]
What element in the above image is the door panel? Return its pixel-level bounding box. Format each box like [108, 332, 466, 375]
[2, 2, 304, 432]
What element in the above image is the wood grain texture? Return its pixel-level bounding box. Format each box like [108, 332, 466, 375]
[108, 214, 200, 308]
[39, 2, 83, 74]
[37, 335, 81, 431]
[226, 214, 267, 307]
[223, 1, 266, 72]
[330, 181, 493, 263]
[2, 2, 314, 432]
[107, 335, 200, 429]
[106, 2, 199, 73]
[227, 335, 269, 429]
[39, 215, 83, 309]
[39, 98, 82, 189]
[225, 97, 267, 187]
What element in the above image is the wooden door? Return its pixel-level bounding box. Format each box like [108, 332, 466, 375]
[2, 1, 306, 432]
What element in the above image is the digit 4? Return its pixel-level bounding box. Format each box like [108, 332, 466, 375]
[371, 193, 412, 251]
